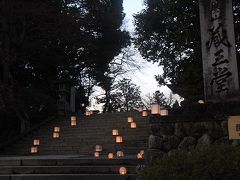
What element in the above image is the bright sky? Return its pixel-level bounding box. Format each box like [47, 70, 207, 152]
[122, 0, 169, 96]
[89, 0, 178, 110]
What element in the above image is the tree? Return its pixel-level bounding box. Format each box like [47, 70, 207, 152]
[97, 78, 142, 112]
[134, 0, 240, 101]
[141, 91, 169, 109]
[0, 0, 129, 135]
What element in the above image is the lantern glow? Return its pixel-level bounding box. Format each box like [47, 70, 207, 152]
[112, 129, 119, 136]
[33, 139, 40, 146]
[151, 104, 160, 114]
[142, 110, 148, 117]
[198, 100, 205, 104]
[53, 132, 60, 138]
[130, 122, 137, 129]
[71, 119, 77, 126]
[94, 152, 100, 157]
[116, 136, 123, 143]
[54, 127, 60, 132]
[160, 109, 168, 116]
[85, 111, 91, 116]
[138, 107, 143, 112]
[71, 116, 76, 121]
[108, 153, 114, 159]
[119, 167, 127, 175]
[127, 116, 134, 123]
[137, 153, 143, 159]
[116, 151, 124, 157]
[31, 146, 38, 154]
[95, 145, 102, 152]
[140, 150, 144, 155]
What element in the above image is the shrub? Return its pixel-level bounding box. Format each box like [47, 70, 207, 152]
[140, 145, 240, 180]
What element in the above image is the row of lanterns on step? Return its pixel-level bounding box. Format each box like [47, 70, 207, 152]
[138, 104, 169, 116]
[94, 144, 144, 159]
[93, 116, 144, 159]
[30, 114, 101, 154]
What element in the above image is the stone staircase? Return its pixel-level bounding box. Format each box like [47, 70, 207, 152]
[0, 111, 149, 179]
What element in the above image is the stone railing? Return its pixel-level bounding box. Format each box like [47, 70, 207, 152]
[146, 114, 239, 165]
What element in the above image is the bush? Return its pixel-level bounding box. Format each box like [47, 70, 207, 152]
[140, 145, 240, 180]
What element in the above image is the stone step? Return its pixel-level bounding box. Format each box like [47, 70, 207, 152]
[2, 148, 146, 156]
[0, 157, 144, 166]
[0, 174, 137, 180]
[0, 165, 136, 174]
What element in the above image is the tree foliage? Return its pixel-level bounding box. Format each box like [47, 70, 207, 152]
[140, 145, 240, 180]
[134, 0, 240, 101]
[0, 0, 129, 135]
[97, 78, 142, 112]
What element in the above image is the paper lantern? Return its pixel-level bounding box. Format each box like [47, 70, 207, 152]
[108, 153, 114, 159]
[130, 122, 137, 129]
[71, 119, 77, 126]
[160, 109, 168, 116]
[137, 153, 143, 159]
[112, 129, 119, 136]
[94, 152, 100, 157]
[127, 116, 134, 123]
[116, 136, 123, 143]
[71, 116, 76, 121]
[33, 139, 40, 146]
[138, 107, 143, 112]
[142, 110, 148, 117]
[54, 127, 60, 132]
[53, 132, 60, 138]
[90, 111, 93, 115]
[119, 167, 127, 175]
[198, 100, 205, 104]
[31, 146, 38, 154]
[95, 145, 102, 152]
[85, 111, 91, 116]
[117, 151, 124, 157]
[151, 103, 160, 114]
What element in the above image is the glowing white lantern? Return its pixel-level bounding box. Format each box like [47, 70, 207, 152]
[130, 122, 137, 129]
[71, 119, 77, 126]
[137, 153, 143, 159]
[116, 151, 124, 157]
[151, 103, 160, 114]
[85, 111, 91, 116]
[116, 136, 123, 143]
[95, 145, 102, 152]
[160, 109, 168, 116]
[108, 153, 114, 159]
[127, 116, 134, 123]
[33, 139, 40, 146]
[198, 100, 205, 104]
[142, 110, 148, 117]
[138, 107, 143, 112]
[94, 152, 100, 157]
[112, 129, 119, 136]
[54, 127, 60, 132]
[53, 132, 60, 138]
[31, 146, 38, 154]
[71, 116, 76, 121]
[119, 167, 127, 175]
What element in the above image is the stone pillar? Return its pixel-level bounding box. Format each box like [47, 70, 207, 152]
[199, 0, 240, 102]
[70, 87, 76, 113]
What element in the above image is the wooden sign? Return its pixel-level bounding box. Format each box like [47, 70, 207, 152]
[228, 116, 240, 139]
[199, 0, 240, 102]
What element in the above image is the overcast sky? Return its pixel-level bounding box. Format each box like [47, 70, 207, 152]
[89, 0, 177, 110]
[122, 0, 170, 96]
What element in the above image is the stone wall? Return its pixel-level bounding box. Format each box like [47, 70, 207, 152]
[146, 115, 240, 165]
